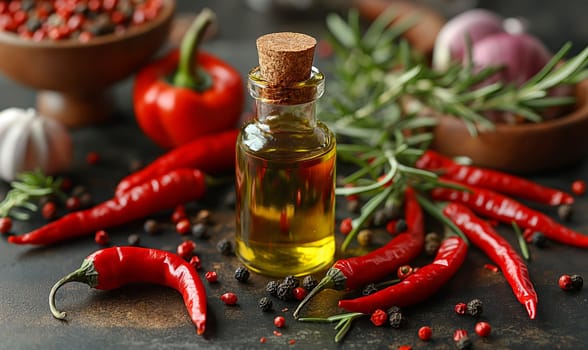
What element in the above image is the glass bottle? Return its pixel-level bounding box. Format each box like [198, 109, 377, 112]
[235, 32, 336, 277]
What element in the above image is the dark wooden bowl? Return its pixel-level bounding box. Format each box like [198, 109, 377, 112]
[432, 80, 588, 174]
[0, 0, 175, 127]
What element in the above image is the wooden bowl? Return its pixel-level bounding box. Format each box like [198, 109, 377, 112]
[0, 0, 175, 127]
[432, 80, 588, 174]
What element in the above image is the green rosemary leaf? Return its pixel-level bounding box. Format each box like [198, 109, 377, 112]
[529, 46, 588, 91]
[326, 13, 356, 49]
[512, 221, 531, 261]
[363, 8, 400, 50]
[497, 106, 542, 123]
[523, 42, 572, 87]
[522, 96, 576, 108]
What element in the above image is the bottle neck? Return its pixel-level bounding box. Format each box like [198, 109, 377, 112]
[248, 66, 325, 131]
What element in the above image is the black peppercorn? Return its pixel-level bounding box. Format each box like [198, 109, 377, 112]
[361, 283, 378, 296]
[216, 238, 233, 256]
[571, 274, 584, 290]
[466, 299, 483, 317]
[276, 282, 293, 301]
[234, 266, 250, 283]
[282, 275, 299, 289]
[191, 223, 208, 239]
[388, 311, 407, 328]
[266, 280, 280, 296]
[258, 296, 272, 312]
[386, 306, 402, 315]
[395, 219, 408, 233]
[530, 231, 547, 248]
[425, 240, 441, 256]
[302, 275, 318, 291]
[143, 219, 160, 235]
[127, 233, 140, 246]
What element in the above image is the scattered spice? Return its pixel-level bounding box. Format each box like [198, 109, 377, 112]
[205, 271, 218, 283]
[466, 299, 484, 317]
[530, 231, 548, 248]
[216, 238, 233, 256]
[557, 204, 573, 222]
[340, 218, 353, 235]
[455, 302, 467, 315]
[292, 287, 308, 301]
[288, 339, 296, 345]
[370, 309, 387, 326]
[94, 230, 109, 246]
[276, 283, 294, 301]
[266, 280, 280, 296]
[273, 330, 282, 337]
[273, 316, 286, 328]
[143, 219, 160, 235]
[127, 233, 140, 246]
[220, 292, 238, 306]
[474, 321, 492, 337]
[172, 205, 187, 223]
[357, 229, 373, 246]
[196, 210, 212, 224]
[302, 275, 318, 291]
[571, 180, 586, 196]
[571, 274, 584, 290]
[559, 274, 583, 291]
[258, 297, 273, 312]
[388, 310, 407, 328]
[484, 264, 500, 273]
[191, 223, 208, 239]
[176, 218, 191, 235]
[418, 326, 432, 341]
[86, 152, 100, 165]
[41, 202, 58, 220]
[259, 336, 267, 344]
[234, 266, 250, 283]
[177, 240, 196, 260]
[65, 196, 81, 211]
[362, 283, 378, 296]
[0, 217, 12, 234]
[282, 275, 299, 289]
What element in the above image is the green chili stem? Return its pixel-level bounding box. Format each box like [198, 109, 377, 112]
[173, 8, 215, 90]
[49, 259, 98, 320]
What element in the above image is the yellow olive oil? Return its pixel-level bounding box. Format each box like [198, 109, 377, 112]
[235, 117, 336, 277]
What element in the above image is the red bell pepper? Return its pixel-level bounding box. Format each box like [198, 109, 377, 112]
[133, 8, 244, 149]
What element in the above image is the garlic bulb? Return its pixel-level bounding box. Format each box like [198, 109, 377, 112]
[0, 108, 72, 182]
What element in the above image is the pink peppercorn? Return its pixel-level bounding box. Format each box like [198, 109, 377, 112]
[418, 326, 432, 341]
[273, 316, 286, 328]
[220, 292, 238, 306]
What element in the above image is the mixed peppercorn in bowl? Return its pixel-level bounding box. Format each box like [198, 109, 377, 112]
[0, 0, 175, 126]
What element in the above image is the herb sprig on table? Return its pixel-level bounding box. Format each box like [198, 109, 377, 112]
[321, 10, 588, 251]
[0, 170, 66, 220]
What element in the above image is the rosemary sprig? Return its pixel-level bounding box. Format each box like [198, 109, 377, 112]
[298, 312, 365, 343]
[322, 10, 588, 252]
[0, 170, 66, 220]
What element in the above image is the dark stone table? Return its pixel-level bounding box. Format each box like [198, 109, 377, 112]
[1, 1, 588, 349]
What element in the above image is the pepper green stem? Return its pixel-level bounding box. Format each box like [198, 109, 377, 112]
[293, 267, 349, 319]
[49, 259, 98, 320]
[172, 8, 215, 90]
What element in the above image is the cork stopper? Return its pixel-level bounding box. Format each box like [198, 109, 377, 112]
[257, 32, 316, 85]
[254, 32, 319, 104]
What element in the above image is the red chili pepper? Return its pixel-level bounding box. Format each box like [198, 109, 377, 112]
[8, 169, 206, 246]
[133, 9, 244, 149]
[48, 246, 207, 335]
[293, 188, 425, 318]
[416, 150, 574, 206]
[338, 236, 467, 314]
[115, 129, 237, 196]
[431, 180, 588, 248]
[443, 202, 538, 319]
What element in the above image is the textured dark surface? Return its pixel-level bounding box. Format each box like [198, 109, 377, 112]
[1, 1, 588, 349]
